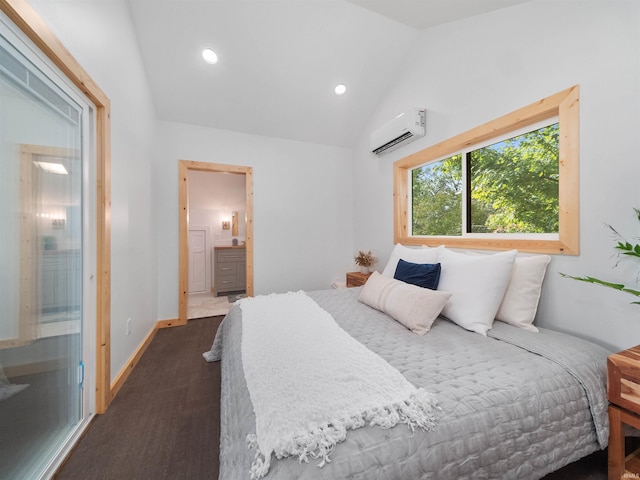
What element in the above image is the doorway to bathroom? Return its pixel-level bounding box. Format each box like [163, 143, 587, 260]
[178, 160, 254, 325]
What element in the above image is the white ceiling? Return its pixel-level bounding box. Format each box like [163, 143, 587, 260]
[127, 0, 529, 148]
[347, 0, 530, 30]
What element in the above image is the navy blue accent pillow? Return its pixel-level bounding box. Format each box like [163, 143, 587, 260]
[394, 259, 441, 290]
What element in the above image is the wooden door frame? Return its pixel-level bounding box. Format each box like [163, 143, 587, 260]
[177, 160, 254, 326]
[0, 0, 111, 413]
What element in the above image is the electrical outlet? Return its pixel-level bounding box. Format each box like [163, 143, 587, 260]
[126, 317, 132, 335]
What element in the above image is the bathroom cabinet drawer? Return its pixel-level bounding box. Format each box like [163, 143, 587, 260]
[216, 262, 236, 277]
[213, 247, 246, 296]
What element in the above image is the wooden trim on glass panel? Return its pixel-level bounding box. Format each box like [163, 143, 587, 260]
[178, 160, 254, 326]
[0, 146, 41, 350]
[0, 0, 113, 413]
[393, 85, 580, 255]
[3, 145, 77, 351]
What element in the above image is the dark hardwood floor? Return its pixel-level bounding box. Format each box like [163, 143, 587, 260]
[55, 316, 223, 480]
[54, 315, 607, 479]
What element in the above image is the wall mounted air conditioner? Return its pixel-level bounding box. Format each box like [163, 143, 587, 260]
[370, 108, 426, 156]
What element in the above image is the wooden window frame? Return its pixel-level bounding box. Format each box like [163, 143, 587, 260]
[393, 85, 580, 255]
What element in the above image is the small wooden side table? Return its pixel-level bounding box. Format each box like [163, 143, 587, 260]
[608, 345, 640, 479]
[346, 271, 372, 287]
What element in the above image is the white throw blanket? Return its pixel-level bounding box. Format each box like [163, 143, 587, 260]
[239, 291, 440, 479]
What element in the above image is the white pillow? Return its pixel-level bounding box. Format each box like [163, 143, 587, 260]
[358, 271, 452, 335]
[437, 247, 517, 336]
[381, 244, 439, 278]
[495, 255, 551, 332]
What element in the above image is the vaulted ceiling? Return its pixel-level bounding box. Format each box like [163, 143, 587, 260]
[127, 0, 530, 147]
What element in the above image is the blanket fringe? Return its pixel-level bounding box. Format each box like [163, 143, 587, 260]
[247, 388, 440, 479]
[248, 434, 272, 479]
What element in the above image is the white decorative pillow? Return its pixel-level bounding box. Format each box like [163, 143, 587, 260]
[358, 271, 452, 335]
[437, 247, 517, 336]
[381, 244, 439, 278]
[495, 255, 551, 332]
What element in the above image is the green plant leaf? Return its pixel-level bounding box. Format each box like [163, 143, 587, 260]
[560, 273, 624, 290]
[561, 207, 640, 305]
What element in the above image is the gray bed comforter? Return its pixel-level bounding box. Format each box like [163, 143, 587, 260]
[206, 287, 610, 479]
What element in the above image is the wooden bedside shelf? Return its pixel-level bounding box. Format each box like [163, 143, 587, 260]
[346, 271, 372, 288]
[608, 345, 640, 479]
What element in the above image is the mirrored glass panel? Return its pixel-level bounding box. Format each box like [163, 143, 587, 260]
[0, 31, 84, 479]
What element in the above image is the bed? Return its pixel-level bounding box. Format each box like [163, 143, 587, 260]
[205, 246, 611, 480]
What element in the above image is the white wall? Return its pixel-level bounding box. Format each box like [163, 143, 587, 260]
[29, 0, 159, 381]
[28, 0, 639, 368]
[352, 1, 640, 351]
[155, 121, 355, 321]
[28, 0, 355, 376]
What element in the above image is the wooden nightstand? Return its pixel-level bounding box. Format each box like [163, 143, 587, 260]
[608, 346, 640, 479]
[346, 271, 372, 287]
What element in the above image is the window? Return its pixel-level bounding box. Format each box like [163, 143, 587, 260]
[411, 154, 463, 236]
[468, 122, 559, 235]
[411, 122, 560, 236]
[0, 12, 98, 479]
[394, 86, 579, 254]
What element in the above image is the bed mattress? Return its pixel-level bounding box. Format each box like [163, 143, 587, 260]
[207, 287, 610, 479]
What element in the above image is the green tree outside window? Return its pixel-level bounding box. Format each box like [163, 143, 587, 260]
[411, 123, 559, 236]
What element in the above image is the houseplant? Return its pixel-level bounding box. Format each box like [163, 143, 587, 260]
[354, 250, 377, 273]
[561, 208, 640, 304]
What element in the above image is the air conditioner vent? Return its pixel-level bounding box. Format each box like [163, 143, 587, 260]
[372, 131, 415, 156]
[370, 108, 425, 156]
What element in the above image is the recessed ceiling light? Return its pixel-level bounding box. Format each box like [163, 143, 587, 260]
[202, 48, 218, 65]
[33, 161, 68, 175]
[334, 84, 347, 96]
